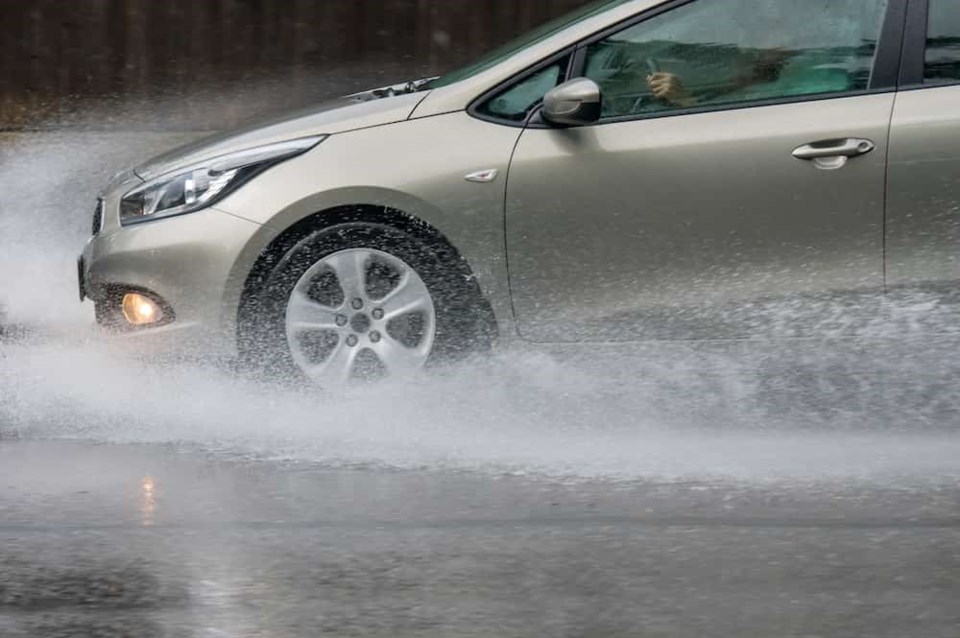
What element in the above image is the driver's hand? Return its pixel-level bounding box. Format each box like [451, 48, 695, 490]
[647, 72, 696, 108]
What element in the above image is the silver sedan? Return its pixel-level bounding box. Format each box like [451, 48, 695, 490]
[79, 0, 960, 384]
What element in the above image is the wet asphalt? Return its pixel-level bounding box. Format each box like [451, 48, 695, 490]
[1, 439, 958, 638]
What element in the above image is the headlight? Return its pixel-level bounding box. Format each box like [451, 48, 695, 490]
[120, 135, 325, 225]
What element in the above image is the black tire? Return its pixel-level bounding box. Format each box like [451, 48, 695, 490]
[238, 221, 495, 382]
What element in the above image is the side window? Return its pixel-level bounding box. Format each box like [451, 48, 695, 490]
[925, 0, 960, 83]
[582, 0, 889, 119]
[476, 59, 568, 122]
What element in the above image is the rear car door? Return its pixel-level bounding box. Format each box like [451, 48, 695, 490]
[502, 0, 902, 342]
[886, 0, 960, 313]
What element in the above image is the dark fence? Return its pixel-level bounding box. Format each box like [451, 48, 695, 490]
[0, 0, 590, 129]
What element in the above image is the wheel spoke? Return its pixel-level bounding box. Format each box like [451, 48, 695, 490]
[372, 336, 430, 377]
[286, 290, 340, 331]
[328, 250, 369, 300]
[304, 338, 360, 384]
[380, 273, 430, 319]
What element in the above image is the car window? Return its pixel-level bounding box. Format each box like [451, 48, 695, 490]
[925, 0, 960, 83]
[582, 0, 889, 119]
[476, 60, 568, 122]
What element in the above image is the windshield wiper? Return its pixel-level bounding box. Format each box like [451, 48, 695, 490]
[346, 77, 439, 102]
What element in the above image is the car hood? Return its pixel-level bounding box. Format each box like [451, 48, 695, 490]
[133, 90, 430, 181]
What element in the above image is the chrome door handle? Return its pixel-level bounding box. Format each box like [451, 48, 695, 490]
[792, 138, 875, 160]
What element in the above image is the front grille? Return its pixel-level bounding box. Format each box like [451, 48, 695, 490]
[92, 198, 104, 236]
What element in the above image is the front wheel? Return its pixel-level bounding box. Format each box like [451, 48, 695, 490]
[243, 222, 490, 385]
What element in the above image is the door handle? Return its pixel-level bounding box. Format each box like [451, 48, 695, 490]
[792, 138, 875, 161]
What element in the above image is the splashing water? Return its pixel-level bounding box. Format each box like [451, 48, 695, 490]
[2, 131, 959, 487]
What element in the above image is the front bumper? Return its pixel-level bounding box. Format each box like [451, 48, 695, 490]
[80, 206, 264, 360]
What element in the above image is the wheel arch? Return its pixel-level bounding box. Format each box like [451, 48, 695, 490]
[234, 202, 498, 358]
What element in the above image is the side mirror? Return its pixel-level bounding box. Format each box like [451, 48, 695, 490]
[542, 78, 602, 127]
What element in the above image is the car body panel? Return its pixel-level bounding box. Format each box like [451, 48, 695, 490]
[505, 93, 894, 341]
[213, 111, 525, 342]
[82, 207, 270, 358]
[134, 92, 429, 182]
[886, 84, 960, 289]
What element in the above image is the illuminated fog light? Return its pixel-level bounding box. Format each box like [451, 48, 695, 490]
[122, 293, 163, 325]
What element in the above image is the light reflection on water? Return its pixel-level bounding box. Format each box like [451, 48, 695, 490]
[140, 475, 156, 527]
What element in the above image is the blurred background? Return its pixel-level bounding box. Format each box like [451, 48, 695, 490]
[1, 0, 591, 130]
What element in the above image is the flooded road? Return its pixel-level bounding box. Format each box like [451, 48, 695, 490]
[2, 331, 960, 637]
[1, 440, 959, 638]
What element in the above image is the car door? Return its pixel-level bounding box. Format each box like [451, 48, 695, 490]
[886, 0, 960, 312]
[503, 0, 900, 342]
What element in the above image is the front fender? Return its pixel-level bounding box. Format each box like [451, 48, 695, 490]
[217, 112, 524, 343]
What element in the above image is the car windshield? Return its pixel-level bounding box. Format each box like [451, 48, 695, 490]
[423, 0, 634, 89]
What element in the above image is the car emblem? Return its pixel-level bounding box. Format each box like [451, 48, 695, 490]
[464, 169, 499, 183]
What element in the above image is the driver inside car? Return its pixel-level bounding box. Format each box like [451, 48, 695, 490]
[645, 48, 798, 109]
[646, 69, 697, 107]
[586, 43, 854, 116]
[582, 41, 796, 116]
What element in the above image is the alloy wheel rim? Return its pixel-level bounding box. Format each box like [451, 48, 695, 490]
[285, 248, 436, 385]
